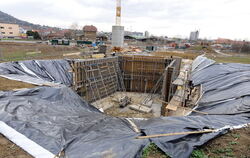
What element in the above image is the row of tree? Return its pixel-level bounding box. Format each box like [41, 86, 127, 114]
[26, 30, 41, 40]
[232, 43, 250, 53]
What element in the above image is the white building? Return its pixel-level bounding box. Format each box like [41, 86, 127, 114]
[0, 23, 20, 38]
[145, 31, 150, 38]
[189, 30, 199, 41]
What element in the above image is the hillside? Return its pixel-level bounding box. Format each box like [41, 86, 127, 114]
[0, 10, 57, 30]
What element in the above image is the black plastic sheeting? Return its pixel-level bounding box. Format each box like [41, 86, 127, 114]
[192, 63, 250, 86]
[191, 55, 215, 73]
[194, 96, 250, 115]
[0, 86, 249, 158]
[0, 60, 72, 86]
[191, 56, 250, 113]
[0, 86, 148, 158]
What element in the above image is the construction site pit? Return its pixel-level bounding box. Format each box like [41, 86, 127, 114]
[71, 55, 187, 119]
[92, 92, 162, 118]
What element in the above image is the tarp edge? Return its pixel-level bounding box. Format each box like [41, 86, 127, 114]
[0, 121, 55, 158]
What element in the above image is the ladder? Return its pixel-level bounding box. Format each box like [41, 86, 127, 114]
[85, 64, 102, 102]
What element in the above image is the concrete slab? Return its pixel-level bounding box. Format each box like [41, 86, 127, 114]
[129, 104, 152, 113]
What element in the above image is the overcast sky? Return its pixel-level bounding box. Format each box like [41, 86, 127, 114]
[1, 0, 250, 40]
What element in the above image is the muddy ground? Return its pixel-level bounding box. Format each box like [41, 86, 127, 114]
[0, 135, 33, 158]
[201, 127, 250, 158]
[0, 77, 35, 91]
[143, 127, 250, 158]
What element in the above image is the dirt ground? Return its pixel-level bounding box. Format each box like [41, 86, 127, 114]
[143, 127, 250, 158]
[0, 135, 33, 158]
[105, 105, 154, 118]
[0, 127, 248, 158]
[92, 92, 161, 118]
[0, 78, 35, 158]
[152, 51, 200, 60]
[0, 77, 35, 91]
[201, 127, 250, 158]
[0, 42, 82, 61]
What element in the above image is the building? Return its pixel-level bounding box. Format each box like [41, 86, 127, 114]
[83, 25, 97, 41]
[0, 23, 20, 38]
[189, 30, 199, 41]
[145, 31, 150, 38]
[124, 31, 143, 37]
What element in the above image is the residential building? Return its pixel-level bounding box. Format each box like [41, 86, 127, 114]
[124, 31, 143, 37]
[189, 30, 199, 41]
[83, 25, 97, 41]
[145, 31, 150, 38]
[0, 23, 20, 38]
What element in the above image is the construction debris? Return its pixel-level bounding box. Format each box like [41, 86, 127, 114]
[118, 96, 131, 108]
[129, 104, 152, 113]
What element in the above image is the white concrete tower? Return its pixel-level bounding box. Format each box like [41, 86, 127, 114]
[112, 0, 124, 47]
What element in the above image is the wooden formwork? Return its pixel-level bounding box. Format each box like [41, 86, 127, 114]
[71, 57, 122, 103]
[119, 55, 174, 93]
[161, 57, 182, 116]
[71, 55, 182, 110]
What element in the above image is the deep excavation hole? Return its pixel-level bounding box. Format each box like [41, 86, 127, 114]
[72, 55, 187, 118]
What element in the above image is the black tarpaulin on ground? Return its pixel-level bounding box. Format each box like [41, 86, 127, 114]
[191, 56, 250, 110]
[0, 86, 249, 158]
[0, 60, 73, 86]
[191, 55, 215, 73]
[194, 96, 250, 115]
[0, 86, 148, 158]
[192, 63, 250, 86]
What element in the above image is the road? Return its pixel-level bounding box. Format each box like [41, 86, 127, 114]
[0, 39, 46, 44]
[214, 49, 232, 57]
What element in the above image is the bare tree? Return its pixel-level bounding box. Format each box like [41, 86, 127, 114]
[70, 22, 79, 40]
[70, 22, 79, 30]
[64, 30, 73, 39]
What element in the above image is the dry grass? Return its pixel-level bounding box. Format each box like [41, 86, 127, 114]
[0, 77, 36, 91]
[210, 56, 250, 64]
[152, 51, 201, 60]
[0, 42, 81, 61]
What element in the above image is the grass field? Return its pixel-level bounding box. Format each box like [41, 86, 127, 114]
[143, 127, 250, 158]
[211, 56, 250, 64]
[0, 42, 81, 61]
[152, 51, 250, 64]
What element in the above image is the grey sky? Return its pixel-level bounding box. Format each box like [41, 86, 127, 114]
[1, 0, 250, 39]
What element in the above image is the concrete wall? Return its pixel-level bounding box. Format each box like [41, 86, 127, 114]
[0, 23, 19, 38]
[112, 25, 124, 47]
